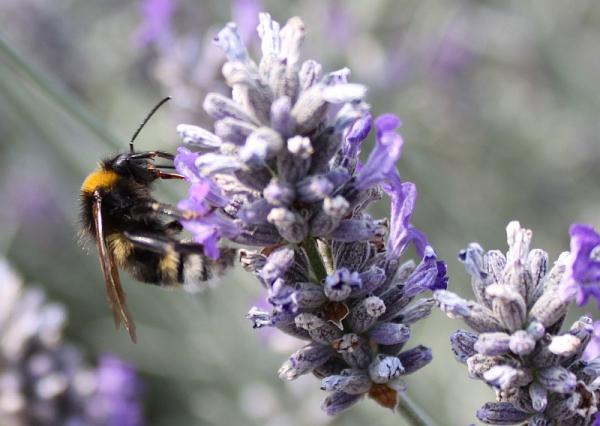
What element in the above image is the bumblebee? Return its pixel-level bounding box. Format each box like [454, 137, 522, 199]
[80, 98, 234, 342]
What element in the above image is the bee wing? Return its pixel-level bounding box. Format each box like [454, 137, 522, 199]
[92, 193, 137, 343]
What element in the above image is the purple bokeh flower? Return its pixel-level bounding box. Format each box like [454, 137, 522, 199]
[560, 224, 600, 306]
[232, 0, 262, 42]
[136, 0, 176, 47]
[89, 354, 145, 426]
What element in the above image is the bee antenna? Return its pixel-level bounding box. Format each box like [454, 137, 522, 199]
[129, 96, 171, 153]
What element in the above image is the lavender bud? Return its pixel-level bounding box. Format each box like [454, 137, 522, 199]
[294, 313, 343, 344]
[527, 249, 548, 303]
[484, 250, 507, 287]
[397, 346, 432, 374]
[332, 241, 371, 272]
[296, 175, 334, 203]
[537, 366, 577, 393]
[320, 370, 372, 395]
[458, 243, 488, 305]
[267, 207, 308, 243]
[350, 266, 386, 298]
[394, 298, 435, 324]
[368, 355, 404, 384]
[324, 268, 362, 302]
[321, 391, 362, 416]
[467, 354, 503, 379]
[203, 92, 259, 125]
[476, 402, 529, 425]
[332, 334, 372, 369]
[509, 330, 536, 355]
[450, 330, 478, 363]
[240, 127, 283, 167]
[232, 223, 283, 246]
[527, 321, 546, 340]
[278, 342, 334, 380]
[176, 124, 222, 149]
[323, 196, 350, 218]
[322, 84, 367, 103]
[529, 381, 548, 412]
[234, 168, 271, 191]
[263, 179, 295, 206]
[463, 302, 506, 333]
[434, 290, 471, 318]
[548, 335, 581, 357]
[214, 117, 256, 145]
[486, 283, 526, 332]
[295, 282, 326, 308]
[260, 247, 295, 284]
[529, 287, 570, 329]
[299, 60, 322, 91]
[483, 365, 520, 390]
[213, 22, 248, 62]
[327, 219, 387, 242]
[195, 153, 245, 176]
[583, 358, 600, 377]
[270, 97, 295, 137]
[474, 332, 511, 356]
[346, 296, 386, 333]
[368, 323, 410, 346]
[291, 86, 327, 134]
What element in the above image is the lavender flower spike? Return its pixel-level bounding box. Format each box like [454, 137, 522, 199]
[174, 11, 445, 419]
[560, 223, 600, 307]
[436, 221, 600, 425]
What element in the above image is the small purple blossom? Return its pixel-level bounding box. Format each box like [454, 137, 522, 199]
[136, 0, 176, 47]
[560, 223, 600, 306]
[383, 169, 428, 259]
[355, 114, 404, 190]
[89, 355, 145, 426]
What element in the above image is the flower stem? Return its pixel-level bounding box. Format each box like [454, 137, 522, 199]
[397, 394, 436, 426]
[303, 237, 327, 283]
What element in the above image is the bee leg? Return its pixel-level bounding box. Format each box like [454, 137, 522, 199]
[123, 232, 206, 255]
[132, 201, 205, 221]
[150, 169, 185, 180]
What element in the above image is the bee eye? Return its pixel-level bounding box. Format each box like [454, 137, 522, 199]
[112, 154, 132, 172]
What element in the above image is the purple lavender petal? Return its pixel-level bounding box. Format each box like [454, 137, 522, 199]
[584, 320, 600, 361]
[560, 224, 600, 306]
[342, 112, 371, 158]
[355, 113, 404, 190]
[383, 170, 428, 259]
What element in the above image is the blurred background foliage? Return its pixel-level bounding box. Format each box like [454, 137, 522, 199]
[1, 0, 600, 424]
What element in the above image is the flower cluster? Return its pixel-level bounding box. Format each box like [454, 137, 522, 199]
[0, 258, 144, 426]
[174, 12, 446, 415]
[435, 221, 600, 425]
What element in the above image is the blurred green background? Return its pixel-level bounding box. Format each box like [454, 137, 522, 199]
[1, 0, 599, 424]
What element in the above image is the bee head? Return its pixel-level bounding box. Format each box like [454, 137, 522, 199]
[106, 153, 156, 184]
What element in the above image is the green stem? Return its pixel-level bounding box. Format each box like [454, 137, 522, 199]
[303, 237, 327, 283]
[397, 394, 436, 426]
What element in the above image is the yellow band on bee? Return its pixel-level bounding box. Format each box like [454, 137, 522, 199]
[81, 169, 119, 193]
